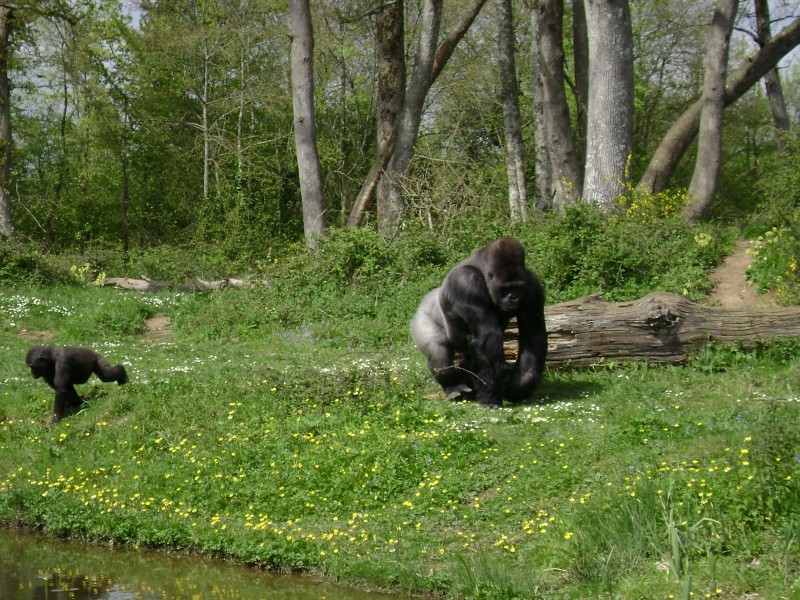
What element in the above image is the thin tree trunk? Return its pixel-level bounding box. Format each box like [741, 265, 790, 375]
[572, 0, 588, 168]
[289, 0, 326, 248]
[202, 26, 210, 204]
[754, 0, 791, 154]
[119, 99, 130, 261]
[636, 15, 800, 195]
[582, 0, 634, 210]
[498, 0, 527, 222]
[526, 0, 552, 210]
[684, 0, 738, 224]
[374, 0, 405, 229]
[237, 44, 246, 184]
[120, 151, 129, 261]
[0, 5, 13, 239]
[537, 0, 581, 210]
[48, 56, 70, 254]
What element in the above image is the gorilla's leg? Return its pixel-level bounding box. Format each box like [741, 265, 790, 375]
[425, 343, 473, 400]
[53, 384, 82, 423]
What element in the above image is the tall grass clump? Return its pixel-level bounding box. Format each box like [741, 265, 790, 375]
[747, 224, 800, 304]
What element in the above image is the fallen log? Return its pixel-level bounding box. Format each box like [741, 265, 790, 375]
[99, 277, 250, 292]
[505, 291, 800, 368]
[99, 277, 167, 292]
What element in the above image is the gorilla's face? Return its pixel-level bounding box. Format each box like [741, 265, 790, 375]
[487, 266, 526, 314]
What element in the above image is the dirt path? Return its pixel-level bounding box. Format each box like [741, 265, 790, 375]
[706, 239, 774, 309]
[143, 315, 172, 342]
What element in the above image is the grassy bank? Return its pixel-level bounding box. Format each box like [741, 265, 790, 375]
[1, 282, 798, 599]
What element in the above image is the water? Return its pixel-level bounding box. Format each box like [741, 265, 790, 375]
[0, 528, 400, 599]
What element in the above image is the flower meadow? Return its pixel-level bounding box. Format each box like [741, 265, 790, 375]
[0, 286, 798, 599]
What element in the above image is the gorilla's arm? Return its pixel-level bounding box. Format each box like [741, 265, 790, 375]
[505, 275, 548, 402]
[90, 353, 129, 385]
[441, 266, 509, 406]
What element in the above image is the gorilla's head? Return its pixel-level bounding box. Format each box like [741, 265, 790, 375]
[26, 345, 54, 380]
[479, 237, 527, 314]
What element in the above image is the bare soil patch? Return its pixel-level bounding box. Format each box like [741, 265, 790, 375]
[143, 315, 172, 342]
[706, 239, 775, 309]
[18, 328, 56, 342]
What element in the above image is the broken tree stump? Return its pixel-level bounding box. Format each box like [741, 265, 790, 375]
[504, 291, 800, 368]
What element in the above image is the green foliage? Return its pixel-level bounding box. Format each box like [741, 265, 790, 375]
[173, 228, 450, 346]
[739, 133, 800, 304]
[517, 205, 729, 302]
[309, 226, 450, 285]
[0, 241, 77, 287]
[747, 225, 800, 304]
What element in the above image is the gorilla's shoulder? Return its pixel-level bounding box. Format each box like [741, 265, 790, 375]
[444, 263, 484, 288]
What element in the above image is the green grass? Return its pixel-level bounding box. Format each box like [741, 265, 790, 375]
[1, 284, 799, 599]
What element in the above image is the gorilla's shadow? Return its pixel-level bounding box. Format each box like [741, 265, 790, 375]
[513, 374, 603, 408]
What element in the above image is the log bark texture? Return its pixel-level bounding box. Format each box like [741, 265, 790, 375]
[505, 292, 800, 367]
[99, 277, 250, 292]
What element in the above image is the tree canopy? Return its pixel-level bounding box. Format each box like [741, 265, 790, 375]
[0, 0, 797, 252]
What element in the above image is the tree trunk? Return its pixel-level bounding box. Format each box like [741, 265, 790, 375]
[288, 0, 326, 249]
[684, 0, 738, 224]
[503, 292, 800, 367]
[571, 0, 588, 167]
[374, 0, 406, 229]
[754, 0, 791, 154]
[636, 14, 800, 195]
[0, 5, 12, 240]
[526, 0, 552, 210]
[582, 0, 633, 210]
[202, 41, 210, 205]
[537, 0, 581, 210]
[498, 0, 528, 222]
[120, 151, 129, 261]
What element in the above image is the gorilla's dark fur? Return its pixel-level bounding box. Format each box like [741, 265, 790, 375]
[25, 345, 128, 422]
[411, 237, 547, 407]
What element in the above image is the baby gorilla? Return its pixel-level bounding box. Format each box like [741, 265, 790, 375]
[25, 345, 129, 423]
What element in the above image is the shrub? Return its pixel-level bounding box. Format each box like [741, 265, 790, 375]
[518, 206, 728, 302]
[0, 241, 77, 286]
[747, 224, 800, 304]
[743, 132, 800, 304]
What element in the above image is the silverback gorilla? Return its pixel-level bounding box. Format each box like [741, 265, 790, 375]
[25, 345, 129, 422]
[411, 237, 547, 407]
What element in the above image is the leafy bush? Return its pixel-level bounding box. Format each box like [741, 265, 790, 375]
[0, 241, 78, 286]
[742, 133, 800, 304]
[617, 187, 690, 223]
[517, 206, 728, 302]
[747, 224, 800, 304]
